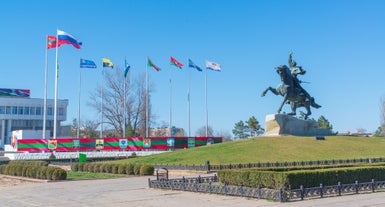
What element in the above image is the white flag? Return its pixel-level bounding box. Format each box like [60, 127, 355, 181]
[205, 60, 221, 71]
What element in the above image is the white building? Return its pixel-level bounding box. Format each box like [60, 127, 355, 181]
[0, 88, 68, 149]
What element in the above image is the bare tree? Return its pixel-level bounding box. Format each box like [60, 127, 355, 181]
[215, 129, 233, 142]
[195, 126, 214, 137]
[89, 68, 154, 137]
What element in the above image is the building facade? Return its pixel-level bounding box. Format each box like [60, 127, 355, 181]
[0, 88, 68, 148]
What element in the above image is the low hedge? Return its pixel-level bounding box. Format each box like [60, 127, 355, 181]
[71, 162, 154, 176]
[217, 165, 385, 190]
[0, 164, 67, 180]
[9, 160, 49, 166]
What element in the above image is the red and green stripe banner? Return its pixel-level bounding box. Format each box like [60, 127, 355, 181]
[17, 137, 222, 152]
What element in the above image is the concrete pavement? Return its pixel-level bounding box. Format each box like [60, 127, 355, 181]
[1, 176, 385, 207]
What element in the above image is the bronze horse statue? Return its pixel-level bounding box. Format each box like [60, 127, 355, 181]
[261, 64, 321, 119]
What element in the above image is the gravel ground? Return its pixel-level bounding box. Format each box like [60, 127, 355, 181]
[0, 175, 33, 188]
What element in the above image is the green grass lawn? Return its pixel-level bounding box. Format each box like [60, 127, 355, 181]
[114, 136, 385, 165]
[66, 171, 127, 180]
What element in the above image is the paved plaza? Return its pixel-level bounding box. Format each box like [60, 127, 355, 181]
[1, 176, 385, 207]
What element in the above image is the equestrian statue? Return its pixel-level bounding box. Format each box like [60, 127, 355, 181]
[261, 52, 321, 119]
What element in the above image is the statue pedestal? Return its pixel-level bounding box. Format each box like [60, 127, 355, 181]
[264, 114, 333, 136]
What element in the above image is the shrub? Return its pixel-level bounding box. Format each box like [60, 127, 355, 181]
[71, 163, 79, 172]
[103, 163, 112, 173]
[140, 165, 154, 176]
[87, 163, 94, 172]
[93, 163, 102, 173]
[125, 164, 134, 175]
[52, 168, 67, 180]
[118, 164, 126, 174]
[39, 167, 48, 179]
[217, 165, 385, 190]
[9, 160, 48, 167]
[111, 164, 119, 174]
[133, 164, 141, 175]
[83, 163, 90, 172]
[77, 163, 85, 172]
[46, 167, 57, 180]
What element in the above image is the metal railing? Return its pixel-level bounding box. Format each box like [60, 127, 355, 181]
[148, 175, 283, 201]
[289, 179, 385, 201]
[149, 175, 385, 202]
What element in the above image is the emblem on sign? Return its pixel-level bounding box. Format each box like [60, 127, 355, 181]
[143, 138, 151, 148]
[95, 139, 104, 150]
[119, 139, 128, 149]
[48, 140, 57, 150]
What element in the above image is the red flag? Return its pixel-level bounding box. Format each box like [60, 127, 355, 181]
[47, 36, 58, 49]
[170, 56, 183, 69]
[147, 58, 161, 71]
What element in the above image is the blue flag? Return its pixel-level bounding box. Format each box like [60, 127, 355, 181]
[124, 65, 131, 78]
[80, 59, 97, 68]
[188, 59, 202, 72]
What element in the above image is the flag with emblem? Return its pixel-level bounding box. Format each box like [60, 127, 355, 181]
[170, 56, 183, 69]
[206, 60, 221, 71]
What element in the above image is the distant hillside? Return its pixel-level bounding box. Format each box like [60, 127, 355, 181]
[121, 136, 385, 165]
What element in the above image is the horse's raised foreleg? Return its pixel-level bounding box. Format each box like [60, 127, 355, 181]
[261, 86, 279, 97]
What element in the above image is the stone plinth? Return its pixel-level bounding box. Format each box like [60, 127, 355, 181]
[264, 114, 333, 136]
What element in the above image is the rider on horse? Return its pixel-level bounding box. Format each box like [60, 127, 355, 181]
[288, 52, 321, 109]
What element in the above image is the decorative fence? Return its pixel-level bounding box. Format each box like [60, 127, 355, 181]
[148, 175, 283, 201]
[154, 157, 385, 172]
[148, 175, 385, 202]
[289, 179, 385, 201]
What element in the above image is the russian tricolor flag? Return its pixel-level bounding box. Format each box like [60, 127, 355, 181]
[57, 30, 82, 49]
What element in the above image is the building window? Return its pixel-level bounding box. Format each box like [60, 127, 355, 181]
[36, 107, 42, 115]
[24, 107, 30, 115]
[18, 107, 24, 115]
[12, 106, 17, 115]
[47, 107, 53, 116]
[0, 106, 4, 114]
[58, 107, 64, 116]
[6, 106, 11, 114]
[30, 107, 36, 115]
[36, 120, 43, 127]
[47, 120, 53, 127]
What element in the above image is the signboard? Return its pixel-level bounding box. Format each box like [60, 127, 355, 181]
[188, 137, 195, 148]
[0, 88, 30, 97]
[119, 139, 128, 149]
[79, 153, 86, 163]
[95, 139, 104, 150]
[167, 138, 175, 147]
[48, 140, 57, 150]
[143, 138, 151, 148]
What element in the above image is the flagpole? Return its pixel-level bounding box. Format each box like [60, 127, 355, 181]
[53, 30, 59, 139]
[169, 63, 172, 137]
[188, 63, 191, 137]
[100, 68, 104, 138]
[145, 57, 149, 138]
[43, 36, 48, 139]
[77, 67, 81, 138]
[123, 58, 127, 138]
[205, 66, 208, 137]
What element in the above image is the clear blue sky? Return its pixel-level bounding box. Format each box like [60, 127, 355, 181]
[1, 0, 384, 136]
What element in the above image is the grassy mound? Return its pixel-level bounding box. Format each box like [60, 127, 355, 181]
[116, 136, 385, 165]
